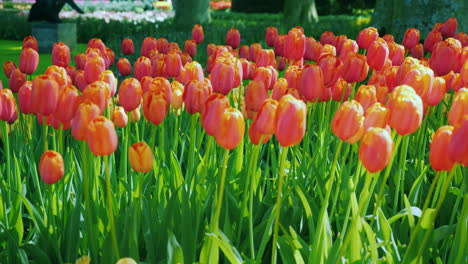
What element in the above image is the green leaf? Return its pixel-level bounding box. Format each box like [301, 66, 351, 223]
[420, 209, 436, 230]
[207, 230, 243, 264]
[404, 195, 415, 229]
[361, 218, 378, 263]
[167, 232, 184, 264]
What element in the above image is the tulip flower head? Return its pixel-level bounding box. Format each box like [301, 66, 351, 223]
[430, 126, 455, 171]
[87, 116, 118, 156]
[129, 141, 154, 173]
[39, 151, 64, 184]
[215, 107, 245, 149]
[19, 48, 39, 75]
[359, 127, 393, 173]
[274, 94, 307, 147]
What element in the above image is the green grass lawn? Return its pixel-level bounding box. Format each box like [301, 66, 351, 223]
[0, 40, 87, 87]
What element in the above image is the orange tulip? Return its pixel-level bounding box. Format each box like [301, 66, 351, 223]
[448, 118, 468, 166]
[284, 27, 305, 61]
[460, 59, 468, 87]
[430, 126, 455, 171]
[18, 81, 33, 114]
[271, 78, 288, 101]
[141, 76, 154, 93]
[367, 39, 389, 71]
[87, 116, 118, 156]
[215, 107, 245, 149]
[98, 70, 117, 97]
[192, 24, 204, 44]
[84, 56, 105, 84]
[249, 43, 262, 62]
[341, 52, 369, 83]
[239, 45, 250, 59]
[245, 80, 268, 119]
[410, 43, 424, 59]
[31, 74, 59, 116]
[39, 151, 64, 184]
[202, 93, 230, 136]
[211, 58, 235, 95]
[9, 68, 26, 93]
[74, 70, 87, 91]
[3, 61, 16, 79]
[318, 55, 343, 87]
[112, 106, 128, 128]
[54, 84, 79, 123]
[171, 81, 184, 110]
[265, 27, 279, 47]
[363, 103, 389, 131]
[320, 31, 336, 46]
[402, 28, 420, 50]
[251, 98, 278, 136]
[83, 81, 111, 114]
[149, 77, 172, 104]
[0, 89, 17, 123]
[118, 77, 143, 112]
[141, 37, 157, 57]
[424, 30, 442, 53]
[299, 64, 325, 102]
[274, 94, 307, 147]
[183, 79, 212, 114]
[128, 108, 141, 123]
[430, 38, 462, 76]
[165, 51, 182, 78]
[317, 44, 336, 61]
[142, 90, 169, 126]
[357, 27, 379, 50]
[22, 36, 38, 51]
[121, 38, 135, 55]
[331, 100, 365, 144]
[339, 39, 358, 60]
[330, 78, 351, 102]
[71, 100, 100, 141]
[274, 34, 286, 57]
[387, 85, 423, 135]
[52, 42, 70, 67]
[455, 32, 468, 47]
[448, 88, 468, 127]
[440, 17, 458, 38]
[184, 40, 197, 58]
[106, 47, 115, 67]
[117, 58, 132, 76]
[240, 58, 251, 80]
[426, 76, 447, 106]
[388, 42, 405, 66]
[359, 127, 393, 173]
[133, 56, 152, 82]
[355, 85, 377, 112]
[74, 53, 86, 70]
[157, 38, 169, 54]
[207, 43, 217, 57]
[46, 65, 71, 89]
[226, 28, 241, 49]
[256, 49, 276, 68]
[401, 66, 434, 101]
[19, 47, 39, 75]
[334, 34, 347, 53]
[129, 141, 153, 173]
[66, 65, 77, 82]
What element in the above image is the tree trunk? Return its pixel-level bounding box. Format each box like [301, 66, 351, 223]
[231, 0, 285, 13]
[283, 0, 319, 26]
[173, 0, 211, 28]
[372, 0, 468, 40]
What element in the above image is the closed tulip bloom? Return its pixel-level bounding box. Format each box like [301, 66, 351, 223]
[440, 17, 458, 38]
[83, 81, 111, 114]
[426, 76, 447, 106]
[157, 38, 169, 54]
[165, 51, 182, 77]
[359, 127, 393, 173]
[121, 38, 134, 55]
[192, 24, 204, 44]
[245, 80, 268, 119]
[460, 59, 468, 86]
[401, 66, 434, 101]
[52, 42, 70, 67]
[74, 53, 86, 70]
[402, 28, 420, 50]
[341, 52, 369, 83]
[239, 45, 250, 59]
[117, 58, 132, 76]
[339, 39, 358, 60]
[448, 88, 468, 127]
[171, 81, 184, 109]
[256, 49, 276, 68]
[183, 79, 212, 114]
[410, 43, 424, 59]
[18, 81, 33, 114]
[211, 59, 235, 95]
[46, 65, 71, 88]
[39, 151, 64, 184]
[429, 126, 455, 171]
[383, 66, 399, 92]
[98, 70, 117, 97]
[71, 100, 101, 141]
[320, 31, 336, 46]
[455, 32, 468, 47]
[304, 37, 317, 61]
[0, 89, 17, 122]
[147, 77, 172, 104]
[133, 56, 152, 81]
[367, 40, 389, 71]
[66, 65, 77, 82]
[265, 27, 279, 47]
[298, 64, 325, 102]
[143, 91, 169, 125]
[112, 106, 128, 128]
[202, 93, 230, 136]
[22, 36, 38, 51]
[206, 44, 217, 57]
[249, 43, 262, 62]
[129, 141, 153, 173]
[9, 68, 26, 93]
[388, 42, 405, 66]
[387, 85, 423, 135]
[140, 76, 154, 93]
[317, 44, 337, 62]
[240, 58, 251, 80]
[364, 103, 389, 131]
[355, 85, 377, 112]
[284, 66, 301, 89]
[226, 28, 241, 49]
[448, 118, 468, 166]
[274, 34, 287, 57]
[330, 78, 351, 102]
[357, 27, 379, 50]
[271, 78, 288, 101]
[424, 30, 442, 53]
[3, 61, 16, 79]
[430, 38, 462, 76]
[84, 56, 105, 84]
[31, 74, 59, 116]
[284, 28, 306, 61]
[334, 35, 347, 53]
[253, 66, 273, 91]
[215, 107, 245, 149]
[184, 40, 197, 58]
[141, 37, 157, 57]
[128, 108, 141, 123]
[119, 78, 142, 112]
[318, 55, 343, 87]
[274, 94, 306, 146]
[74, 70, 87, 91]
[331, 100, 365, 143]
[381, 34, 394, 44]
[54, 84, 79, 123]
[252, 98, 278, 135]
[19, 48, 39, 75]
[87, 116, 118, 156]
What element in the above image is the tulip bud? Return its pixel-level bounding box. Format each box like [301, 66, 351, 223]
[3, 61, 16, 79]
[134, 56, 152, 82]
[112, 106, 128, 128]
[250, 98, 278, 139]
[265, 27, 279, 47]
[121, 38, 135, 55]
[98, 70, 117, 97]
[388, 42, 405, 66]
[165, 51, 182, 78]
[31, 74, 59, 116]
[357, 27, 379, 50]
[331, 100, 365, 144]
[256, 49, 276, 68]
[83, 81, 111, 114]
[298, 64, 325, 102]
[284, 28, 306, 61]
[440, 17, 458, 38]
[118, 77, 143, 112]
[239, 45, 250, 59]
[448, 88, 468, 127]
[426, 76, 447, 106]
[9, 68, 26, 93]
[245, 80, 268, 119]
[367, 40, 389, 71]
[192, 24, 204, 44]
[249, 43, 262, 62]
[129, 141, 153, 173]
[430, 38, 462, 76]
[117, 58, 132, 76]
[87, 116, 118, 156]
[402, 28, 420, 50]
[448, 118, 468, 166]
[74, 70, 87, 91]
[141, 37, 157, 57]
[387, 85, 423, 135]
[157, 38, 169, 54]
[318, 55, 343, 87]
[424, 30, 442, 53]
[84, 56, 105, 84]
[39, 151, 64, 184]
[274, 34, 286, 57]
[183, 79, 212, 114]
[18, 81, 33, 114]
[410, 43, 424, 59]
[359, 127, 393, 173]
[202, 93, 230, 136]
[142, 90, 169, 126]
[363, 103, 389, 131]
[330, 78, 351, 102]
[22, 36, 38, 51]
[274, 94, 307, 147]
[215, 107, 245, 149]
[128, 108, 141, 123]
[0, 89, 17, 122]
[184, 40, 197, 58]
[430, 126, 455, 171]
[19, 48, 39, 75]
[74, 53, 86, 70]
[341, 52, 369, 83]
[54, 84, 79, 124]
[71, 100, 101, 141]
[339, 39, 358, 60]
[226, 28, 241, 49]
[355, 85, 377, 112]
[52, 42, 70, 67]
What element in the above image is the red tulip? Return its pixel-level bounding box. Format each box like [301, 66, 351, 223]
[426, 76, 447, 106]
[226, 28, 241, 49]
[157, 38, 169, 54]
[430, 126, 455, 171]
[249, 43, 262, 62]
[185, 61, 204, 82]
[165, 51, 182, 78]
[448, 118, 468, 166]
[0, 89, 17, 123]
[274, 94, 306, 147]
[18, 81, 33, 114]
[318, 55, 343, 87]
[98, 70, 117, 97]
[430, 38, 462, 76]
[83, 81, 111, 114]
[142, 90, 169, 126]
[249, 98, 278, 145]
[192, 24, 204, 44]
[74, 70, 87, 91]
[118, 77, 142, 112]
[239, 45, 250, 59]
[207, 43, 217, 57]
[129, 141, 153, 173]
[215, 107, 245, 149]
[66, 65, 77, 82]
[112, 106, 128, 128]
[211, 58, 236, 95]
[52, 42, 70, 67]
[331, 100, 365, 144]
[9, 68, 26, 93]
[245, 80, 268, 119]
[367, 39, 389, 71]
[22, 36, 38, 51]
[39, 151, 64, 184]
[320, 31, 336, 46]
[284, 28, 305, 61]
[341, 52, 369, 83]
[274, 34, 287, 57]
[183, 79, 212, 114]
[121, 38, 135, 55]
[87, 116, 118, 156]
[402, 28, 420, 50]
[440, 17, 458, 38]
[382, 34, 395, 44]
[298, 64, 325, 102]
[141, 37, 157, 57]
[359, 127, 393, 173]
[455, 32, 468, 47]
[355, 85, 377, 112]
[265, 27, 279, 47]
[363, 102, 389, 132]
[149, 77, 172, 104]
[317, 44, 337, 61]
[448, 88, 468, 127]
[184, 40, 197, 58]
[330, 78, 351, 102]
[339, 39, 358, 60]
[388, 42, 405, 66]
[357, 27, 379, 50]
[202, 93, 230, 136]
[134, 56, 152, 82]
[151, 54, 166, 78]
[387, 85, 423, 135]
[19, 48, 39, 75]
[3, 61, 16, 79]
[84, 56, 105, 84]
[424, 30, 443, 53]
[54, 84, 79, 123]
[410, 43, 424, 59]
[31, 74, 59, 116]
[271, 78, 288, 101]
[256, 49, 276, 68]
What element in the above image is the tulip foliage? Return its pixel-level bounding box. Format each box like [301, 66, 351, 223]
[0, 18, 467, 264]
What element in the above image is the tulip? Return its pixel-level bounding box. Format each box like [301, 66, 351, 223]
[240, 58, 251, 80]
[107, 48, 115, 67]
[3, 61, 16, 79]
[71, 100, 101, 141]
[128, 108, 141, 123]
[192, 24, 204, 44]
[274, 94, 306, 147]
[18, 81, 33, 114]
[318, 55, 343, 87]
[298, 64, 325, 102]
[448, 88, 468, 127]
[341, 52, 369, 83]
[141, 37, 157, 57]
[429, 126, 455, 171]
[98, 70, 117, 97]
[265, 27, 279, 47]
[249, 43, 262, 62]
[226, 28, 241, 49]
[215, 107, 245, 149]
[430, 38, 462, 76]
[317, 44, 337, 62]
[460, 59, 468, 87]
[256, 49, 276, 68]
[22, 36, 38, 51]
[387, 85, 423, 135]
[355, 85, 377, 112]
[363, 103, 389, 131]
[129, 141, 153, 173]
[284, 28, 305, 61]
[54, 84, 79, 124]
[448, 118, 468, 166]
[357, 27, 379, 50]
[140, 76, 154, 93]
[31, 74, 59, 116]
[249, 99, 278, 145]
[202, 93, 230, 136]
[46, 65, 70, 88]
[271, 78, 288, 101]
[245, 80, 268, 119]
[284, 66, 301, 89]
[441, 17, 458, 38]
[339, 39, 358, 60]
[74, 53, 86, 70]
[83, 81, 111, 114]
[330, 78, 351, 102]
[211, 58, 235, 95]
[207, 43, 217, 57]
[320, 31, 336, 46]
[274, 34, 286, 57]
[184, 40, 197, 58]
[0, 89, 17, 123]
[455, 32, 468, 47]
[239, 45, 250, 59]
[133, 56, 152, 82]
[424, 30, 443, 53]
[359, 127, 393, 173]
[382, 34, 395, 44]
[171, 81, 184, 110]
[388, 42, 405, 66]
[121, 37, 135, 55]
[401, 66, 434, 101]
[426, 76, 447, 106]
[86, 116, 118, 156]
[112, 106, 128, 128]
[52, 42, 70, 67]
[157, 38, 169, 54]
[253, 66, 273, 91]
[9, 68, 26, 93]
[165, 51, 182, 78]
[118, 78, 143, 112]
[74, 70, 87, 91]
[331, 100, 365, 143]
[151, 55, 166, 78]
[183, 79, 212, 114]
[410, 43, 424, 59]
[402, 28, 420, 50]
[65, 65, 77, 82]
[84, 56, 105, 84]
[367, 40, 389, 71]
[39, 151, 64, 184]
[19, 48, 39, 75]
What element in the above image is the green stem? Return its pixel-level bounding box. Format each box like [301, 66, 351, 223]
[271, 146, 289, 264]
[134, 121, 140, 142]
[187, 114, 197, 183]
[81, 141, 97, 259]
[104, 155, 120, 260]
[57, 123, 63, 154]
[330, 142, 351, 223]
[248, 144, 262, 260]
[42, 117, 48, 152]
[1, 121, 11, 228]
[392, 135, 410, 214]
